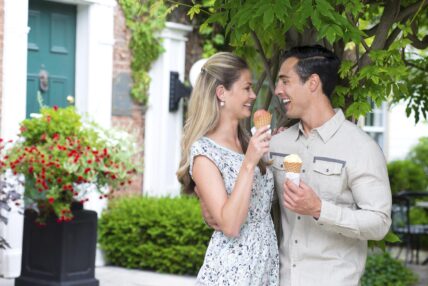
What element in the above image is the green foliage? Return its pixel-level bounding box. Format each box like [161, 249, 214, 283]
[118, 0, 167, 105]
[368, 231, 401, 251]
[2, 106, 140, 224]
[361, 252, 418, 286]
[387, 160, 428, 194]
[182, 0, 428, 123]
[20, 106, 83, 146]
[98, 195, 212, 275]
[408, 137, 428, 175]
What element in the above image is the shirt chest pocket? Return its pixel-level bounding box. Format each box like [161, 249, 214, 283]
[312, 157, 345, 202]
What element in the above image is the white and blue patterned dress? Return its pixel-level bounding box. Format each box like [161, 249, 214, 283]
[190, 137, 279, 286]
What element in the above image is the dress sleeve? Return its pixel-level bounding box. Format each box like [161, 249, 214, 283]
[189, 139, 219, 178]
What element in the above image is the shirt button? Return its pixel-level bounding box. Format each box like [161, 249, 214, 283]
[293, 264, 296, 268]
[306, 146, 309, 149]
[326, 168, 329, 172]
[295, 240, 298, 244]
[297, 216, 301, 220]
[302, 169, 305, 173]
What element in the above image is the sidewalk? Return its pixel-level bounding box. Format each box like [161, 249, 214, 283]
[0, 266, 197, 286]
[0, 263, 426, 285]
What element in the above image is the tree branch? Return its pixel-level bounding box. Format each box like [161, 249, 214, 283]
[371, 0, 400, 50]
[251, 31, 276, 95]
[254, 71, 267, 96]
[407, 33, 428, 49]
[401, 49, 428, 72]
[396, 0, 428, 22]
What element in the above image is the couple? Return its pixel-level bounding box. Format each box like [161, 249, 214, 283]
[177, 45, 392, 286]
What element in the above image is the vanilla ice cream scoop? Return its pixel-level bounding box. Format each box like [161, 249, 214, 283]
[283, 154, 302, 185]
[283, 154, 302, 173]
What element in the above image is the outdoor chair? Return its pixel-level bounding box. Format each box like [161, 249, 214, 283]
[391, 192, 428, 264]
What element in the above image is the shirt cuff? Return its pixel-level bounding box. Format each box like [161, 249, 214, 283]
[317, 200, 341, 225]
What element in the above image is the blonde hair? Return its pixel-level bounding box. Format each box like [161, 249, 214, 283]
[177, 52, 264, 194]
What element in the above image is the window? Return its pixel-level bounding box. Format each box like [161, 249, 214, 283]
[360, 101, 387, 150]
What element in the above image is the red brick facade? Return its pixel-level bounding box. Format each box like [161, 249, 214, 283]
[111, 4, 144, 196]
[110, 4, 204, 196]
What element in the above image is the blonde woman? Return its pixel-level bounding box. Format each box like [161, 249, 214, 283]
[177, 52, 279, 285]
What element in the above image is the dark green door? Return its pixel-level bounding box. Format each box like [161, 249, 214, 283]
[26, 0, 76, 117]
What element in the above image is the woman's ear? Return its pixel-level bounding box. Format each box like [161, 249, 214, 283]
[215, 85, 225, 102]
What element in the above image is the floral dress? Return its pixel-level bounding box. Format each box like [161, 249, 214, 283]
[190, 137, 279, 286]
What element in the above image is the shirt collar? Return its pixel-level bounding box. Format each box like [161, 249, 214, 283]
[296, 108, 346, 143]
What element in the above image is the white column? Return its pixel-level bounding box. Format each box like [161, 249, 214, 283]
[144, 22, 192, 197]
[75, 2, 114, 129]
[74, 1, 115, 267]
[0, 0, 29, 278]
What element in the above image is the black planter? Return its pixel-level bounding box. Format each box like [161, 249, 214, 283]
[15, 204, 99, 286]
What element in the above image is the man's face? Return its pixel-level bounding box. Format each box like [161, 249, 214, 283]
[275, 57, 310, 119]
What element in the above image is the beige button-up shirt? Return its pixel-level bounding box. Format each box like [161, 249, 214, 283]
[270, 109, 392, 286]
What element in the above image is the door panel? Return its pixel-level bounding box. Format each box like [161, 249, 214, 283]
[26, 0, 76, 117]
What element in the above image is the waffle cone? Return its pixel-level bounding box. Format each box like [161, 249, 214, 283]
[283, 162, 302, 173]
[253, 113, 272, 129]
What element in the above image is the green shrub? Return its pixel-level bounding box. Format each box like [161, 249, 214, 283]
[98, 195, 212, 275]
[387, 160, 427, 194]
[408, 137, 428, 176]
[362, 252, 418, 286]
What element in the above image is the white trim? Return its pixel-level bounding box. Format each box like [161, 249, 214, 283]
[144, 22, 192, 197]
[0, 0, 115, 276]
[46, 0, 116, 7]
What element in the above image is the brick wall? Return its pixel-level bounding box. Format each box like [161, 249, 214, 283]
[111, 4, 144, 196]
[111, 3, 204, 196]
[0, 0, 4, 130]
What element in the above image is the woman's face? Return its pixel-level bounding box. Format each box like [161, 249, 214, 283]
[222, 69, 256, 120]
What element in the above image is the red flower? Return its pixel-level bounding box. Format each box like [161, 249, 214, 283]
[48, 197, 55, 204]
[53, 133, 60, 140]
[53, 105, 59, 111]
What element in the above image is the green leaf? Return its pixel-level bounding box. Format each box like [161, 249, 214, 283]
[263, 6, 275, 28]
[187, 4, 201, 20]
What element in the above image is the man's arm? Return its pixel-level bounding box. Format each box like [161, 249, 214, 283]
[283, 143, 392, 241]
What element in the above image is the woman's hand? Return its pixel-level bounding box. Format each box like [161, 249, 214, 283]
[245, 125, 271, 167]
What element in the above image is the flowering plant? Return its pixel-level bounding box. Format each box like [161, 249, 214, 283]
[0, 106, 141, 224]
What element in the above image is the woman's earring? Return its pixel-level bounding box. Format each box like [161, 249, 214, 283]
[220, 101, 225, 107]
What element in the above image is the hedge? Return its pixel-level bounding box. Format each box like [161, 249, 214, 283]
[98, 195, 212, 275]
[99, 196, 418, 285]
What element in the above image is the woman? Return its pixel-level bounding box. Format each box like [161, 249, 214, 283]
[177, 52, 279, 285]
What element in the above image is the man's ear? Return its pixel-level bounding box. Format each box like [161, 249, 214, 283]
[308, 74, 321, 93]
[215, 85, 225, 101]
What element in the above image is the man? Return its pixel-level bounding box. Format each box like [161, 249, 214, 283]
[270, 45, 391, 285]
[197, 45, 392, 285]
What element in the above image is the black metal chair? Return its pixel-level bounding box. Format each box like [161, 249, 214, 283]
[391, 192, 428, 264]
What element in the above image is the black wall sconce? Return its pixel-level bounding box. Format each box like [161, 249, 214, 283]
[169, 71, 191, 112]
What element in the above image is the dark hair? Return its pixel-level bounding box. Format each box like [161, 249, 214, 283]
[280, 45, 340, 98]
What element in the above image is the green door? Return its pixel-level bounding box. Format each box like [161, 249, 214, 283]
[26, 0, 76, 117]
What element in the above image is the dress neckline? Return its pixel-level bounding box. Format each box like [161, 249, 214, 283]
[202, 136, 245, 156]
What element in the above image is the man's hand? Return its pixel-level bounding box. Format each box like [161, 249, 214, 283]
[283, 179, 322, 219]
[195, 186, 220, 230]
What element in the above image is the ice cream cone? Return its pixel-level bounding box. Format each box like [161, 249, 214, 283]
[283, 154, 302, 173]
[253, 109, 272, 129]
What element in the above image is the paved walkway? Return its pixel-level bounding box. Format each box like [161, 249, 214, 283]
[0, 263, 426, 285]
[0, 266, 197, 286]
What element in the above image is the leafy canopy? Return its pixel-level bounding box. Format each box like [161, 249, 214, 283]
[179, 0, 428, 123]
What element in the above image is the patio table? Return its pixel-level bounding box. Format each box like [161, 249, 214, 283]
[415, 201, 428, 265]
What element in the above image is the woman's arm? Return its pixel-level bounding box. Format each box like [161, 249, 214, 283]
[193, 126, 271, 237]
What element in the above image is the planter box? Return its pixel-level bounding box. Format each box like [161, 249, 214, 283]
[15, 205, 99, 286]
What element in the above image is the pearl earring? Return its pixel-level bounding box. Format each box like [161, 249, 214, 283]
[220, 101, 225, 107]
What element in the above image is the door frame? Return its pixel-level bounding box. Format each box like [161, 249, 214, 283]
[0, 0, 115, 278]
